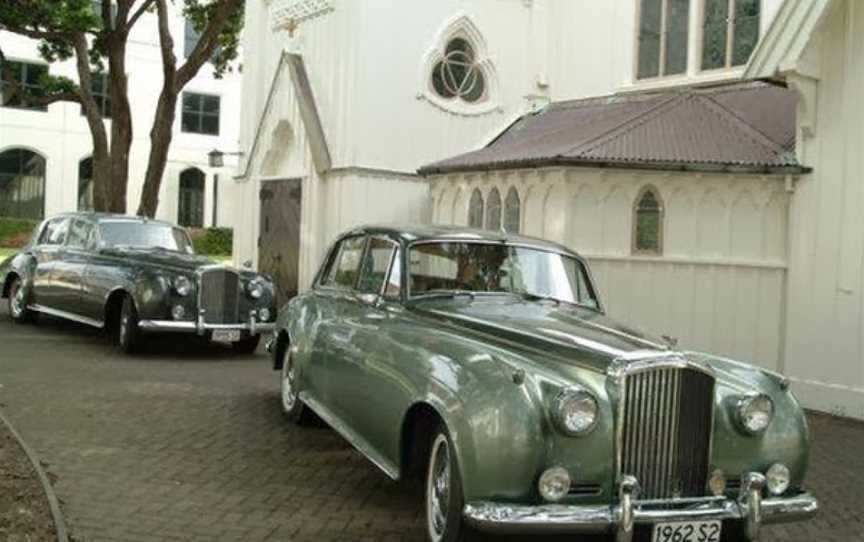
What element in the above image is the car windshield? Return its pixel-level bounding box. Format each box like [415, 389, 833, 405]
[407, 242, 599, 308]
[99, 221, 194, 254]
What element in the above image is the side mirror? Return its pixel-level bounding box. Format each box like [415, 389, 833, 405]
[356, 292, 381, 307]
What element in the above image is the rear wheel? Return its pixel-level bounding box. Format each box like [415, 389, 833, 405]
[117, 296, 141, 354]
[232, 334, 261, 355]
[280, 349, 308, 423]
[7, 276, 36, 324]
[426, 426, 466, 542]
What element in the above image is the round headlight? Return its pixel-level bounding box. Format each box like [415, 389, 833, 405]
[171, 304, 186, 320]
[766, 463, 790, 496]
[174, 276, 192, 297]
[259, 308, 271, 322]
[553, 388, 599, 436]
[538, 467, 571, 502]
[737, 394, 774, 435]
[247, 279, 264, 300]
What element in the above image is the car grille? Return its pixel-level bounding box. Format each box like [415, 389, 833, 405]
[619, 367, 715, 500]
[200, 268, 240, 324]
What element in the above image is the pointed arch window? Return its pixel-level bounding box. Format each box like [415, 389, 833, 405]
[468, 188, 484, 228]
[178, 168, 205, 228]
[0, 148, 45, 219]
[485, 187, 501, 231]
[633, 186, 664, 255]
[504, 187, 520, 233]
[78, 157, 94, 211]
[432, 38, 486, 104]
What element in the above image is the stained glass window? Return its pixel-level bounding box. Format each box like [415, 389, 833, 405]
[633, 187, 663, 254]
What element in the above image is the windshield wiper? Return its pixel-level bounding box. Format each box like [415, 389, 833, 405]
[512, 290, 563, 305]
[411, 290, 477, 301]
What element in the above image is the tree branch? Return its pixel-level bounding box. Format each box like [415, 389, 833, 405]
[175, 0, 241, 89]
[154, 0, 177, 82]
[0, 23, 68, 41]
[0, 46, 80, 107]
[127, 0, 156, 30]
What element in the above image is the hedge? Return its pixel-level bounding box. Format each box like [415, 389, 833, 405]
[189, 227, 233, 256]
[0, 217, 39, 248]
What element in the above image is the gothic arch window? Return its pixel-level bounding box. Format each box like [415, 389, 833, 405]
[78, 157, 94, 211]
[0, 148, 45, 219]
[504, 187, 521, 233]
[420, 15, 498, 115]
[485, 187, 501, 231]
[178, 168, 205, 228]
[468, 188, 484, 228]
[633, 186, 664, 255]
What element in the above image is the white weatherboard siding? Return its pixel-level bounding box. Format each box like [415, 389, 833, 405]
[782, 0, 864, 419]
[0, 4, 242, 227]
[431, 169, 790, 374]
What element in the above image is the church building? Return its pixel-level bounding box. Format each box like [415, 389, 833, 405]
[232, 0, 864, 419]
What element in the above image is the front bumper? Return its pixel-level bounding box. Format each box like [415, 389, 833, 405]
[139, 310, 275, 336]
[463, 474, 818, 542]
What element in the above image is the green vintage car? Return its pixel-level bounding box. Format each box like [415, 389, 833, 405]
[270, 225, 818, 542]
[1, 213, 276, 353]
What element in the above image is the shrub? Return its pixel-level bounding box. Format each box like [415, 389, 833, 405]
[0, 217, 39, 248]
[189, 227, 233, 256]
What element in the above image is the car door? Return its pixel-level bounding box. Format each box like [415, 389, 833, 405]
[328, 236, 408, 456]
[30, 217, 70, 310]
[306, 235, 368, 417]
[53, 218, 96, 316]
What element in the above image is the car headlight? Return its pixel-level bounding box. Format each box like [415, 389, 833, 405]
[736, 394, 774, 435]
[247, 279, 264, 300]
[766, 463, 790, 496]
[552, 387, 599, 436]
[174, 276, 192, 297]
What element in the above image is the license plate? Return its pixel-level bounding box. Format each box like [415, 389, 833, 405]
[652, 521, 721, 542]
[212, 329, 241, 343]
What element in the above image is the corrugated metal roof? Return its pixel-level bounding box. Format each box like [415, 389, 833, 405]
[419, 82, 807, 175]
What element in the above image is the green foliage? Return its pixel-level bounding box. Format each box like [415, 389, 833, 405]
[189, 227, 233, 256]
[0, 217, 39, 248]
[184, 0, 244, 79]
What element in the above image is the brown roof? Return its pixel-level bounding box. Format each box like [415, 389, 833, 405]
[419, 82, 808, 175]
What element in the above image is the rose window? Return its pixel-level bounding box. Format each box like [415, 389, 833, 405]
[431, 38, 486, 103]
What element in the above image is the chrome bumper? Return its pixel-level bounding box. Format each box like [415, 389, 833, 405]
[463, 474, 818, 542]
[139, 310, 275, 336]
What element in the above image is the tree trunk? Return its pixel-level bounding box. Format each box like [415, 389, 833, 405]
[107, 37, 133, 214]
[137, 89, 178, 218]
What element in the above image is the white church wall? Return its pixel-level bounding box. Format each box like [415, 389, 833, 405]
[430, 168, 790, 373]
[783, 0, 864, 419]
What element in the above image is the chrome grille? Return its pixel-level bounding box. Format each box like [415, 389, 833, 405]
[200, 268, 240, 324]
[620, 367, 714, 500]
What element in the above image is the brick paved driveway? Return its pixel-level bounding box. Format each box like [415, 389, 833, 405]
[0, 306, 861, 542]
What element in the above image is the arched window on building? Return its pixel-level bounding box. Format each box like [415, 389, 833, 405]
[178, 168, 205, 228]
[468, 188, 484, 228]
[485, 187, 501, 231]
[78, 157, 94, 211]
[504, 187, 521, 233]
[633, 186, 664, 255]
[0, 148, 46, 220]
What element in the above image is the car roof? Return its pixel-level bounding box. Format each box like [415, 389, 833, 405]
[47, 212, 178, 228]
[343, 223, 580, 257]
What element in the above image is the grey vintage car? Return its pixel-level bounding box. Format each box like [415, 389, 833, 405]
[0, 213, 276, 353]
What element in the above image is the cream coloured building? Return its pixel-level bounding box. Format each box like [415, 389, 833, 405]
[232, 0, 864, 419]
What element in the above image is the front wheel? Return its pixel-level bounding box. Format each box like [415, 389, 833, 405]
[280, 349, 308, 423]
[7, 277, 36, 324]
[426, 426, 466, 542]
[117, 296, 141, 354]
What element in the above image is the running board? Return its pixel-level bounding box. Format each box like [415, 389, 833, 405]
[28, 304, 104, 329]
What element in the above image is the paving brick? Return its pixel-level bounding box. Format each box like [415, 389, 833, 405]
[0, 310, 860, 542]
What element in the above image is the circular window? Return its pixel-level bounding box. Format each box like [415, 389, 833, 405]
[431, 38, 486, 103]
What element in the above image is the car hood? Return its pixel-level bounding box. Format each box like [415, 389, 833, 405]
[99, 247, 218, 272]
[413, 297, 670, 371]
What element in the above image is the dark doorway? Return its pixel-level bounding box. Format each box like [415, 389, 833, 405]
[259, 179, 302, 305]
[179, 168, 205, 227]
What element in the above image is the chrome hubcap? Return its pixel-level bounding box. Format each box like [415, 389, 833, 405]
[10, 282, 24, 318]
[427, 435, 450, 541]
[281, 351, 297, 412]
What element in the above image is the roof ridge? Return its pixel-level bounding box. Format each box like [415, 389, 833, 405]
[562, 94, 683, 158]
[699, 94, 790, 157]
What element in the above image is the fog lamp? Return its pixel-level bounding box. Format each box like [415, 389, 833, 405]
[766, 463, 790, 496]
[171, 305, 186, 320]
[708, 469, 726, 496]
[259, 308, 271, 322]
[538, 467, 570, 502]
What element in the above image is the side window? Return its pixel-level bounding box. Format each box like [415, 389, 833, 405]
[322, 236, 366, 289]
[357, 238, 399, 295]
[38, 218, 70, 246]
[67, 220, 95, 249]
